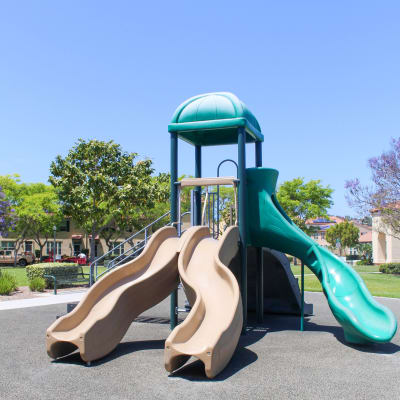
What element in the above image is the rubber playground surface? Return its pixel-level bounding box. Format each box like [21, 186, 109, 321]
[0, 290, 399, 400]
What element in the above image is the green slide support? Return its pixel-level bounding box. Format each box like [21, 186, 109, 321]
[246, 167, 397, 344]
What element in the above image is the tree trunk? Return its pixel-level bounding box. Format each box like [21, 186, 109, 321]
[90, 225, 97, 263]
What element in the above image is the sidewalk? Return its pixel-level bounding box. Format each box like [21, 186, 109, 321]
[0, 290, 86, 311]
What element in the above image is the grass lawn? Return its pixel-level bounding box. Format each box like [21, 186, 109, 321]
[2, 265, 399, 299]
[290, 264, 400, 298]
[1, 267, 30, 286]
[1, 266, 107, 287]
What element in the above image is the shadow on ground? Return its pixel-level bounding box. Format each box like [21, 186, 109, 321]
[247, 313, 400, 355]
[168, 325, 267, 381]
[53, 339, 165, 366]
[53, 311, 399, 376]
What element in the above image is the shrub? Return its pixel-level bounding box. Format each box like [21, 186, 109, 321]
[29, 277, 46, 292]
[0, 271, 17, 295]
[356, 259, 371, 266]
[26, 263, 79, 288]
[379, 263, 400, 274]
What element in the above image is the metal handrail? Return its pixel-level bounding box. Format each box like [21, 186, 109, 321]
[89, 211, 191, 285]
[89, 211, 170, 285]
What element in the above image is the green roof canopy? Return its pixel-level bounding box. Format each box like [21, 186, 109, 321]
[168, 92, 263, 146]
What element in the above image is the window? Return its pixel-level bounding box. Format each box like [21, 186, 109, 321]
[25, 241, 33, 252]
[112, 242, 124, 256]
[59, 219, 70, 232]
[1, 241, 15, 250]
[320, 232, 326, 240]
[47, 242, 61, 255]
[312, 232, 319, 239]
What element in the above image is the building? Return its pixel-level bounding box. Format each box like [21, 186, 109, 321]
[371, 210, 400, 264]
[0, 218, 136, 260]
[0, 214, 191, 262]
[306, 216, 372, 255]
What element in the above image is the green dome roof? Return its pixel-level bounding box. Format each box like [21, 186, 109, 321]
[168, 92, 263, 146]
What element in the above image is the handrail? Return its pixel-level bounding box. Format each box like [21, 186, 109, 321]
[90, 211, 191, 285]
[89, 211, 171, 285]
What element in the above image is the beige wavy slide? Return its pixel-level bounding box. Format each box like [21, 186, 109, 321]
[46, 226, 186, 363]
[165, 226, 243, 378]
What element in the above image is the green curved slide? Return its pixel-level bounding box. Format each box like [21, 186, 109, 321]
[246, 168, 397, 344]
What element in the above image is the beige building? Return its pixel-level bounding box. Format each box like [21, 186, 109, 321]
[0, 218, 132, 260]
[371, 212, 400, 264]
[0, 214, 189, 261]
[306, 216, 372, 256]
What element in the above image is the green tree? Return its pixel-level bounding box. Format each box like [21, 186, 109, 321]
[0, 175, 62, 264]
[355, 242, 373, 264]
[276, 178, 333, 234]
[325, 221, 360, 256]
[49, 139, 167, 262]
[19, 188, 63, 260]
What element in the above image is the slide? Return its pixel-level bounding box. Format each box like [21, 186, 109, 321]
[164, 226, 243, 378]
[46, 226, 186, 363]
[246, 168, 397, 344]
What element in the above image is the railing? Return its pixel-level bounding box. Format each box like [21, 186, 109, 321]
[89, 211, 190, 285]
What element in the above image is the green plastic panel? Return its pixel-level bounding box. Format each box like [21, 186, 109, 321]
[168, 92, 264, 146]
[246, 167, 397, 344]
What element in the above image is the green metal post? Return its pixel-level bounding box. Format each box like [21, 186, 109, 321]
[170, 132, 178, 330]
[301, 261, 304, 331]
[194, 145, 202, 225]
[238, 127, 247, 332]
[255, 141, 263, 323]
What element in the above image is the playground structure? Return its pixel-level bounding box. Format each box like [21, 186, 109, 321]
[47, 92, 397, 378]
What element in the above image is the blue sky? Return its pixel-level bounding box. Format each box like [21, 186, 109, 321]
[1, 1, 399, 216]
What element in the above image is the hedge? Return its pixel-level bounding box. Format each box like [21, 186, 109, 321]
[26, 263, 80, 288]
[379, 263, 400, 274]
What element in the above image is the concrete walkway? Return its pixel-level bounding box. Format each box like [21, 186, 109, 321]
[0, 290, 86, 311]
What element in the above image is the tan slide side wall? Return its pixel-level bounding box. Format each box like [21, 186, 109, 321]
[46, 226, 183, 363]
[165, 226, 243, 378]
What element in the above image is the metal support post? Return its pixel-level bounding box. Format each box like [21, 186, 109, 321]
[194, 145, 202, 226]
[300, 261, 305, 331]
[238, 127, 247, 332]
[170, 132, 178, 330]
[255, 141, 264, 323]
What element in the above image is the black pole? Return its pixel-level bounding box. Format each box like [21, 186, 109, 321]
[170, 132, 178, 330]
[238, 127, 247, 332]
[255, 141, 264, 323]
[195, 145, 202, 225]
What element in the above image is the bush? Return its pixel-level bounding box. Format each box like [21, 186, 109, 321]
[29, 277, 46, 292]
[0, 271, 17, 295]
[356, 259, 372, 266]
[379, 263, 400, 274]
[26, 263, 79, 288]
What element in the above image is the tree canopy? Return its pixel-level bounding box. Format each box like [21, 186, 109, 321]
[325, 221, 359, 256]
[0, 185, 14, 237]
[276, 178, 333, 234]
[49, 139, 168, 261]
[0, 175, 62, 262]
[346, 137, 400, 239]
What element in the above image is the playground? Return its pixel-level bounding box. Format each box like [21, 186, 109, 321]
[1, 92, 399, 398]
[1, 291, 399, 399]
[43, 92, 397, 378]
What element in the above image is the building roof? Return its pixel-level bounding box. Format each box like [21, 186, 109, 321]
[168, 92, 263, 146]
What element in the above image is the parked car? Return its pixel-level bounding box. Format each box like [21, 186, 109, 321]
[0, 249, 35, 267]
